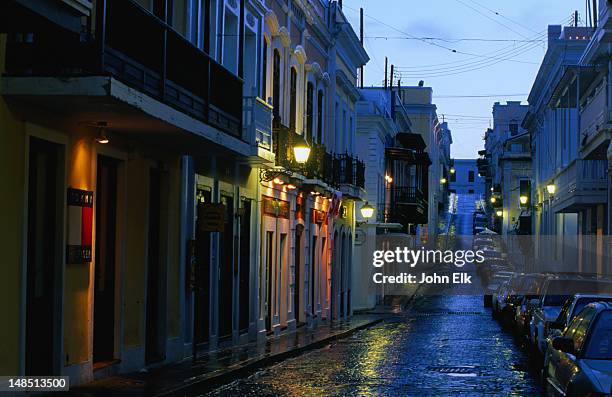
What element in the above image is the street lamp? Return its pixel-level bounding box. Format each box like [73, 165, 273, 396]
[293, 135, 311, 164]
[496, 209, 503, 217]
[519, 195, 528, 205]
[450, 167, 456, 174]
[546, 183, 556, 195]
[490, 196, 497, 204]
[95, 121, 109, 144]
[360, 202, 374, 220]
[440, 177, 447, 184]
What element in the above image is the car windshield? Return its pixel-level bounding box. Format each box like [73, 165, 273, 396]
[572, 298, 612, 322]
[584, 311, 612, 360]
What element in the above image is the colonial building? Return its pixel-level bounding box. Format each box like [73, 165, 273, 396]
[449, 159, 485, 196]
[397, 85, 446, 244]
[0, 0, 368, 386]
[484, 101, 530, 236]
[523, 24, 602, 272]
[353, 86, 417, 310]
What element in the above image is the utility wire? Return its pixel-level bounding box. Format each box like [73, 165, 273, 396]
[464, 0, 541, 35]
[454, 0, 532, 39]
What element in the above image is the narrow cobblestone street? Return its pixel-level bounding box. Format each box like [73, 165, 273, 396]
[203, 195, 542, 396]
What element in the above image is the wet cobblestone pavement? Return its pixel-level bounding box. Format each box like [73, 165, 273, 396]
[204, 294, 541, 396]
[204, 194, 542, 396]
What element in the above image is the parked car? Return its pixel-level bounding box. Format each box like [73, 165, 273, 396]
[493, 273, 526, 320]
[484, 271, 513, 307]
[547, 294, 612, 339]
[543, 302, 612, 396]
[494, 273, 542, 326]
[513, 274, 549, 338]
[530, 276, 612, 355]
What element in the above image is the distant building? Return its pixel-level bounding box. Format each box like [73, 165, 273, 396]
[398, 85, 450, 243]
[449, 159, 485, 196]
[484, 101, 530, 235]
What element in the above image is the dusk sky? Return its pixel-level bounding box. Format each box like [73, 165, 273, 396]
[344, 0, 580, 158]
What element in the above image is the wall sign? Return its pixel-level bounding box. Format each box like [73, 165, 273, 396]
[311, 209, 326, 225]
[198, 203, 226, 232]
[263, 196, 290, 219]
[66, 188, 93, 264]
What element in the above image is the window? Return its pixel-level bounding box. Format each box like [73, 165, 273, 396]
[273, 49, 281, 118]
[290, 68, 297, 130]
[306, 82, 314, 142]
[469, 189, 474, 194]
[509, 123, 519, 136]
[317, 91, 324, 143]
[468, 170, 474, 182]
[261, 39, 268, 99]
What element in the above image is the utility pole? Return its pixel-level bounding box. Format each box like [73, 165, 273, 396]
[575, 10, 579, 27]
[593, 0, 598, 28]
[384, 57, 388, 89]
[389, 64, 394, 90]
[359, 8, 364, 89]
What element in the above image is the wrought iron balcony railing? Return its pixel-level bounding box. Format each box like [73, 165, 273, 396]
[272, 121, 365, 189]
[4, 0, 243, 137]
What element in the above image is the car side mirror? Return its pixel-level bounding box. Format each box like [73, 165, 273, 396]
[552, 337, 574, 354]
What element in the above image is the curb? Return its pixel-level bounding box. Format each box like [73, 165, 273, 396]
[155, 317, 385, 397]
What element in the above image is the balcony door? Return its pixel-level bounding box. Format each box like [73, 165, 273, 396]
[25, 137, 63, 375]
[93, 155, 119, 364]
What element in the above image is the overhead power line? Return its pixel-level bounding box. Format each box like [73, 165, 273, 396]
[464, 0, 540, 35]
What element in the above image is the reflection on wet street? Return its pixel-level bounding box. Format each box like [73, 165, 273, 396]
[204, 195, 541, 396]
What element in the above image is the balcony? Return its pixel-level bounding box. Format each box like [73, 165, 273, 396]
[336, 153, 366, 198]
[3, 0, 242, 138]
[243, 96, 274, 164]
[272, 121, 365, 192]
[553, 159, 608, 212]
[378, 187, 428, 226]
[580, 81, 611, 159]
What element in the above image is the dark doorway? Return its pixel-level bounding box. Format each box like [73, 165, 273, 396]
[310, 235, 317, 318]
[238, 199, 251, 333]
[340, 233, 346, 317]
[218, 195, 234, 340]
[145, 166, 167, 364]
[93, 155, 118, 364]
[26, 137, 61, 375]
[265, 231, 273, 332]
[194, 188, 211, 345]
[331, 231, 338, 321]
[293, 225, 303, 325]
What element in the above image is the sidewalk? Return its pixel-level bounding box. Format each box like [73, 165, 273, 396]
[58, 314, 392, 397]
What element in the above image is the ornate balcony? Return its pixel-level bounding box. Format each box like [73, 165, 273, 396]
[553, 159, 608, 212]
[272, 120, 365, 191]
[378, 186, 428, 226]
[3, 0, 243, 138]
[580, 81, 611, 159]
